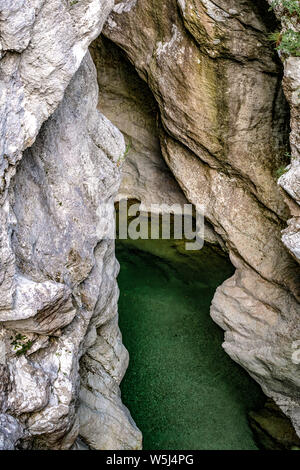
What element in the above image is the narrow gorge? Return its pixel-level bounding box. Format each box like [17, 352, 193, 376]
[0, 0, 299, 451]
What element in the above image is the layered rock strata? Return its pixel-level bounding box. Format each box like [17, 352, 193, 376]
[0, 0, 299, 449]
[0, 0, 141, 449]
[101, 0, 300, 435]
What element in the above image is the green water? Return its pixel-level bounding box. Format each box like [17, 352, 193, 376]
[117, 240, 265, 450]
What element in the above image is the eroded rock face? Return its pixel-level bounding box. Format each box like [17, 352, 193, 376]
[0, 0, 299, 450]
[0, 0, 113, 321]
[90, 36, 188, 210]
[278, 57, 300, 263]
[0, 50, 141, 449]
[0, 0, 114, 195]
[0, 0, 143, 450]
[90, 35, 223, 247]
[102, 0, 300, 435]
[249, 399, 300, 450]
[267, 1, 300, 266]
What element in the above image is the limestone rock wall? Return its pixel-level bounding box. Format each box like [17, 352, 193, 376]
[90, 35, 224, 246]
[102, 0, 300, 435]
[0, 0, 113, 197]
[90, 36, 188, 210]
[0, 0, 299, 449]
[279, 56, 300, 262]
[0, 1, 141, 450]
[268, 1, 300, 265]
[0, 49, 141, 450]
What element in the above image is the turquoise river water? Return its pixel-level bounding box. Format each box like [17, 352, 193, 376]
[117, 239, 265, 450]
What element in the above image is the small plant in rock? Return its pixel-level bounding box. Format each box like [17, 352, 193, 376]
[279, 29, 300, 55]
[274, 152, 291, 179]
[269, 29, 300, 56]
[10, 333, 33, 356]
[116, 140, 132, 167]
[269, 1, 300, 57]
[275, 165, 289, 178]
[269, 31, 282, 47]
[270, 0, 300, 17]
[284, 151, 292, 160]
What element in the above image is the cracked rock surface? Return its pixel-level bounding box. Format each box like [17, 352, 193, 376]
[0, 0, 299, 450]
[102, 0, 300, 436]
[0, 0, 142, 450]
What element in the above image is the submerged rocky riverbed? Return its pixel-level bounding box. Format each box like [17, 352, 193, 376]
[117, 240, 265, 450]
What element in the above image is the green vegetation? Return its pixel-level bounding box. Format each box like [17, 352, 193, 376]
[269, 29, 300, 56]
[275, 152, 291, 178]
[269, 1, 300, 57]
[270, 0, 300, 17]
[279, 29, 300, 56]
[117, 140, 132, 167]
[269, 31, 282, 46]
[11, 333, 33, 356]
[275, 165, 289, 178]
